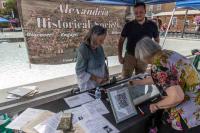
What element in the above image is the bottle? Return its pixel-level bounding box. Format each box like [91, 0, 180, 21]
[95, 87, 101, 99]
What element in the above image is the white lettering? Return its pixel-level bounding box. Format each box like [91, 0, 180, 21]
[59, 4, 109, 16]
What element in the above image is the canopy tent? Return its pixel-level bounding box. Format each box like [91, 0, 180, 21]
[0, 17, 9, 23]
[80, 0, 188, 6]
[79, 0, 134, 6]
[140, 0, 187, 4]
[176, 0, 200, 10]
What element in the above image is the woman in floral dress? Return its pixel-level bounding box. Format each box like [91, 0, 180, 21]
[130, 37, 200, 132]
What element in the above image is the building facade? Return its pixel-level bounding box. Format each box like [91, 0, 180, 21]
[0, 0, 6, 9]
[147, 3, 176, 14]
[147, 3, 200, 32]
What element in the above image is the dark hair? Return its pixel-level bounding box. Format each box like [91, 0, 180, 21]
[84, 25, 107, 45]
[134, 2, 146, 9]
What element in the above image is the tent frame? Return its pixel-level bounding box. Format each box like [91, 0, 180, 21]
[162, 8, 176, 48]
[162, 0, 200, 48]
[162, 8, 192, 48]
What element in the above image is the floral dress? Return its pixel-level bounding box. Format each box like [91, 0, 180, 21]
[151, 50, 200, 130]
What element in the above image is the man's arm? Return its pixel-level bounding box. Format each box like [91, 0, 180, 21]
[118, 36, 125, 64]
[129, 77, 154, 86]
[152, 21, 160, 44]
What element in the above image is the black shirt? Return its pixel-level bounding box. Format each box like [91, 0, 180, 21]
[121, 19, 159, 56]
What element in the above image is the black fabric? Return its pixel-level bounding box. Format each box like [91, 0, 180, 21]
[151, 110, 190, 133]
[121, 18, 159, 56]
[148, 111, 183, 133]
[193, 55, 200, 72]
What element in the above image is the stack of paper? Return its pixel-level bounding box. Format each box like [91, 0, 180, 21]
[64, 99, 119, 133]
[22, 111, 55, 133]
[6, 108, 65, 133]
[6, 108, 44, 130]
[34, 112, 62, 133]
[7, 86, 39, 99]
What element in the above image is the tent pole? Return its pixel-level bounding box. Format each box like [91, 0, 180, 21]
[181, 9, 188, 38]
[162, 8, 176, 48]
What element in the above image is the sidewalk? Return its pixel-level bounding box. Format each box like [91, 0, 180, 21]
[0, 32, 24, 39]
[160, 37, 200, 56]
[162, 37, 200, 41]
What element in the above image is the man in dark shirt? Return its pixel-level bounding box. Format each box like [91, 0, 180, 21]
[118, 2, 160, 78]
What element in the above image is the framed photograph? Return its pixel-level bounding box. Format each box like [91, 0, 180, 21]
[107, 84, 137, 123]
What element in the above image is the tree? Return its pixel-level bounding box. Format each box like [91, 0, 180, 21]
[4, 0, 19, 18]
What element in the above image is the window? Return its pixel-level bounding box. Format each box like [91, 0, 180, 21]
[148, 5, 153, 12]
[157, 4, 161, 11]
[185, 20, 190, 26]
[1, 1, 6, 8]
[172, 17, 177, 26]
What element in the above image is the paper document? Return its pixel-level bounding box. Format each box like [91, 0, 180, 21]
[22, 111, 55, 133]
[64, 93, 94, 108]
[6, 108, 45, 130]
[6, 94, 20, 99]
[8, 86, 38, 97]
[82, 99, 109, 115]
[64, 106, 94, 124]
[78, 115, 119, 133]
[34, 112, 62, 133]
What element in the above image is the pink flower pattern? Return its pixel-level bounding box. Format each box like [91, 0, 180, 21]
[151, 50, 200, 130]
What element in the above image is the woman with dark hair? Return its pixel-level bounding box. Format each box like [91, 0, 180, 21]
[75, 25, 109, 91]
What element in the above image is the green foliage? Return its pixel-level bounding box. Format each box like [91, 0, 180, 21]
[0, 0, 18, 18]
[4, 0, 16, 11]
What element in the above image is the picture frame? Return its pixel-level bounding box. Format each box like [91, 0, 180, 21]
[107, 83, 137, 123]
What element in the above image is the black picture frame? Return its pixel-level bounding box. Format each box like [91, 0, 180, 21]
[107, 83, 137, 123]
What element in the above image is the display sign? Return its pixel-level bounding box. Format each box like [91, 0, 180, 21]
[17, 0, 126, 64]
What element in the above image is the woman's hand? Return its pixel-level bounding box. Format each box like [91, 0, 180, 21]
[128, 77, 154, 86]
[95, 77, 105, 84]
[149, 103, 159, 113]
[91, 75, 103, 84]
[128, 80, 137, 86]
[102, 76, 109, 84]
[98, 77, 109, 84]
[91, 75, 109, 84]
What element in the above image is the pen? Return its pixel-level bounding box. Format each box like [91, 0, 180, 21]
[138, 107, 144, 115]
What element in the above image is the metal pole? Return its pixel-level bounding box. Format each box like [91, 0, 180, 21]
[162, 8, 176, 48]
[11, 10, 15, 18]
[21, 27, 32, 69]
[181, 9, 188, 38]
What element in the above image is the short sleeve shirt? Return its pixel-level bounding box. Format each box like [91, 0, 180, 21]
[151, 50, 200, 130]
[121, 18, 159, 56]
